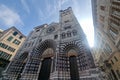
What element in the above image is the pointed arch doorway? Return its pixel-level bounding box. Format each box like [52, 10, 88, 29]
[38, 48, 55, 80]
[67, 49, 79, 80]
[38, 57, 52, 80]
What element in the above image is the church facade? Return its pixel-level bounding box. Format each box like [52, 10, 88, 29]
[3, 7, 99, 80]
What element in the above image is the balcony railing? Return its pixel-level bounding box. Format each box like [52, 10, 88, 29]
[104, 60, 112, 69]
[110, 23, 119, 30]
[112, 0, 120, 5]
[112, 13, 120, 20]
[110, 15, 120, 26]
[111, 3, 120, 10]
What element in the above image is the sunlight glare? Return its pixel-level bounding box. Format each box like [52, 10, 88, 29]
[79, 19, 94, 47]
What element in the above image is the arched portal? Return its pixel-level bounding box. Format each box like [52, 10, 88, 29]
[67, 49, 79, 80]
[63, 43, 80, 80]
[37, 40, 56, 80]
[38, 48, 54, 80]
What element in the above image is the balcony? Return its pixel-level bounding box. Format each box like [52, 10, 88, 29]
[112, 0, 120, 5]
[111, 3, 120, 10]
[110, 23, 119, 32]
[111, 13, 120, 20]
[110, 15, 120, 26]
[104, 60, 112, 69]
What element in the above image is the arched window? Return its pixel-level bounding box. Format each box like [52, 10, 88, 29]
[67, 31, 71, 37]
[67, 49, 79, 80]
[72, 30, 77, 36]
[61, 33, 66, 39]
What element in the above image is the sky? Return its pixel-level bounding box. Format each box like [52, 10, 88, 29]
[0, 0, 94, 47]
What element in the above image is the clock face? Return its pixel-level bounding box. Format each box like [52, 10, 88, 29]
[47, 27, 55, 33]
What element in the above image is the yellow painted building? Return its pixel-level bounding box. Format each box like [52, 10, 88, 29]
[92, 0, 120, 80]
[0, 27, 26, 61]
[108, 50, 120, 80]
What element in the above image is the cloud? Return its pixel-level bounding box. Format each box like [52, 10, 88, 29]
[79, 19, 94, 47]
[0, 4, 24, 27]
[30, 0, 69, 23]
[40, 0, 69, 20]
[61, 0, 69, 4]
[57, 0, 69, 10]
[37, 0, 57, 22]
[21, 0, 30, 13]
[38, 9, 44, 21]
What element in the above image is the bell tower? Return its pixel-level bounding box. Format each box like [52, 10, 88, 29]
[56, 7, 96, 79]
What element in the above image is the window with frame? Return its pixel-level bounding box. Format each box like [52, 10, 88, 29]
[4, 45, 8, 49]
[36, 29, 40, 32]
[61, 33, 66, 39]
[0, 51, 3, 58]
[100, 6, 105, 11]
[7, 36, 13, 41]
[72, 30, 77, 36]
[7, 47, 15, 52]
[0, 43, 6, 49]
[13, 39, 21, 45]
[7, 55, 12, 60]
[19, 36, 23, 39]
[64, 26, 71, 30]
[105, 43, 112, 53]
[13, 31, 18, 36]
[67, 31, 71, 37]
[0, 50, 11, 60]
[64, 20, 69, 23]
[54, 35, 58, 39]
[109, 26, 118, 39]
[1, 43, 5, 48]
